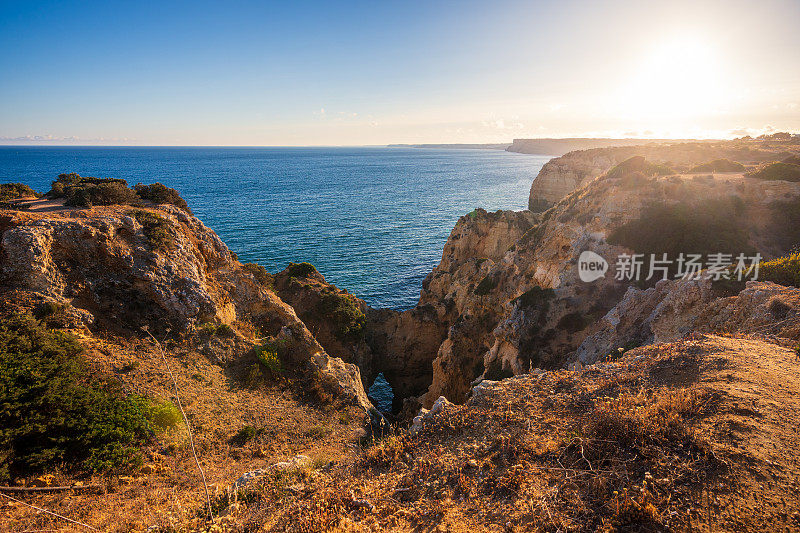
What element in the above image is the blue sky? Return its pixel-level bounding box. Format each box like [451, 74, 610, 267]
[1, 0, 799, 145]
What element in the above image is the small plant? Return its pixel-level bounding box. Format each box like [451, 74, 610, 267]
[689, 159, 745, 173]
[145, 400, 182, 431]
[0, 313, 165, 480]
[513, 286, 555, 309]
[304, 425, 332, 439]
[119, 360, 141, 373]
[605, 156, 673, 180]
[242, 262, 273, 286]
[320, 292, 366, 341]
[33, 300, 64, 319]
[759, 253, 800, 288]
[196, 322, 218, 337]
[130, 209, 174, 251]
[285, 262, 317, 278]
[230, 425, 261, 446]
[255, 344, 283, 374]
[474, 275, 496, 296]
[747, 161, 800, 182]
[134, 182, 190, 211]
[215, 323, 235, 338]
[0, 182, 40, 201]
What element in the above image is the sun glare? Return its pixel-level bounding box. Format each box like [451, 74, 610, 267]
[614, 36, 733, 131]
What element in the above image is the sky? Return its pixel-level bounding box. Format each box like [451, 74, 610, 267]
[1, 0, 799, 146]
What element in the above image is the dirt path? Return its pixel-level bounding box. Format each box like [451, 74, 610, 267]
[690, 335, 800, 531]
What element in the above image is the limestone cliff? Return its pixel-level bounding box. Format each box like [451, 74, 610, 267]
[0, 202, 373, 411]
[408, 156, 800, 406]
[527, 140, 793, 211]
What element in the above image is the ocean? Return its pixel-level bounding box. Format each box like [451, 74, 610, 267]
[0, 146, 549, 310]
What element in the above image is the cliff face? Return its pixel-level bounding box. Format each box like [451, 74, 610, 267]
[574, 279, 800, 366]
[404, 160, 800, 406]
[0, 203, 372, 411]
[527, 141, 793, 211]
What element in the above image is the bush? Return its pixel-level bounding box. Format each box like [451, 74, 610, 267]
[304, 425, 332, 439]
[285, 262, 317, 278]
[215, 323, 235, 338]
[689, 159, 745, 173]
[474, 275, 497, 296]
[0, 183, 40, 201]
[145, 401, 182, 431]
[0, 314, 159, 479]
[513, 286, 555, 309]
[50, 173, 139, 207]
[134, 182, 190, 212]
[316, 292, 366, 340]
[605, 156, 673, 180]
[242, 262, 273, 286]
[255, 343, 283, 374]
[759, 253, 800, 288]
[746, 162, 800, 182]
[230, 425, 260, 446]
[130, 210, 174, 251]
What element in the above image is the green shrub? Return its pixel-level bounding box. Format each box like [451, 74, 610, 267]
[255, 343, 283, 374]
[316, 292, 366, 340]
[33, 300, 64, 319]
[130, 210, 174, 251]
[689, 159, 745, 173]
[474, 275, 497, 296]
[513, 286, 555, 309]
[0, 314, 158, 479]
[134, 182, 190, 212]
[759, 253, 800, 288]
[605, 156, 673, 180]
[196, 322, 218, 337]
[285, 262, 317, 278]
[145, 401, 182, 431]
[230, 425, 261, 446]
[746, 162, 800, 182]
[0, 183, 40, 201]
[242, 262, 273, 286]
[304, 425, 332, 439]
[215, 324, 235, 338]
[56, 175, 139, 207]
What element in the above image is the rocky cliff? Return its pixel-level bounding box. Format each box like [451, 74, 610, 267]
[0, 202, 373, 411]
[527, 140, 795, 211]
[388, 150, 800, 408]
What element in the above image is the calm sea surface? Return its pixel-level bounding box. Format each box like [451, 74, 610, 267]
[0, 147, 549, 310]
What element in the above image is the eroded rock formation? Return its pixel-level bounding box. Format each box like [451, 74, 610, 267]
[0, 204, 372, 411]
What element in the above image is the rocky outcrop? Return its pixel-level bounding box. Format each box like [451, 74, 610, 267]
[0, 203, 373, 411]
[527, 141, 793, 211]
[574, 279, 800, 365]
[411, 161, 800, 406]
[272, 264, 447, 411]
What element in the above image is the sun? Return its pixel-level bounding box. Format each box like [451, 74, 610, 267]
[613, 36, 732, 131]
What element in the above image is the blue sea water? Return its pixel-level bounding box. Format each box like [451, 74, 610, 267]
[0, 146, 549, 310]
